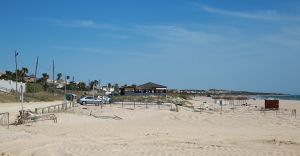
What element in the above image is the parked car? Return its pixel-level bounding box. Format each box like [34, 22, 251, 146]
[79, 96, 102, 105]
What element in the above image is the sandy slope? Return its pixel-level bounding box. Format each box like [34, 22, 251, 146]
[0, 98, 299, 156]
[0, 101, 65, 117]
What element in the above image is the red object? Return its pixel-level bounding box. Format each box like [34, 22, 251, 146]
[265, 100, 279, 110]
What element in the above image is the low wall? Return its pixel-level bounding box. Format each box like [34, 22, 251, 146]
[0, 79, 26, 93]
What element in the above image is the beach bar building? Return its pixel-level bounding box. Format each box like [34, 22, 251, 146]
[136, 82, 167, 94]
[120, 85, 136, 95]
[120, 82, 167, 95]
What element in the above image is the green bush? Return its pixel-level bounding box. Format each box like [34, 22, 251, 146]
[26, 83, 44, 93]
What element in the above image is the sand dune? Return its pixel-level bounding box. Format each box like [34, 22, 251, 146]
[0, 97, 299, 156]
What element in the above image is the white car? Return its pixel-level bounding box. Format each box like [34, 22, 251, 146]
[80, 96, 102, 105]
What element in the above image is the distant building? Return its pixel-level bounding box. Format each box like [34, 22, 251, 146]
[136, 82, 167, 94]
[46, 79, 70, 89]
[120, 85, 136, 95]
[24, 76, 35, 83]
[120, 82, 167, 95]
[101, 86, 115, 95]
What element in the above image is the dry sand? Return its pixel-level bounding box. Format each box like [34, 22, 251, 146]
[0, 97, 299, 156]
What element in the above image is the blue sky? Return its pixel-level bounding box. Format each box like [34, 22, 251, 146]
[0, 0, 300, 94]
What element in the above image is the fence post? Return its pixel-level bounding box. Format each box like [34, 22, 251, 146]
[7, 113, 9, 129]
[35, 108, 38, 114]
[42, 108, 44, 114]
[291, 109, 296, 118]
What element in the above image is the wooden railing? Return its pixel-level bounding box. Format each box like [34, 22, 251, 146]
[34, 102, 75, 114]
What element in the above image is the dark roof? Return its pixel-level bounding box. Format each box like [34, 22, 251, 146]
[138, 82, 167, 89]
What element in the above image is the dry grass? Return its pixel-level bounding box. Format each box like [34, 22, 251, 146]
[0, 91, 65, 103]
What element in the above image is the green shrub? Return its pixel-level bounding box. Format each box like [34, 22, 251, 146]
[26, 83, 44, 93]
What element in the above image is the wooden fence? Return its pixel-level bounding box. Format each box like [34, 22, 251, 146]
[35, 102, 75, 114]
[112, 101, 174, 110]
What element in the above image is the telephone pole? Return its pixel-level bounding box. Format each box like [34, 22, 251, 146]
[64, 76, 67, 95]
[52, 60, 55, 95]
[14, 51, 18, 92]
[98, 79, 101, 95]
[34, 56, 39, 82]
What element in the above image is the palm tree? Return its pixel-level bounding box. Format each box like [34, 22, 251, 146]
[57, 73, 62, 81]
[42, 73, 49, 82]
[20, 67, 29, 82]
[36, 73, 50, 91]
[89, 80, 99, 90]
[21, 67, 28, 75]
[114, 83, 119, 93]
[78, 82, 87, 91]
[1, 71, 13, 80]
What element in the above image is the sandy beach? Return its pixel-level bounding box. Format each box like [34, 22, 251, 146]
[0, 97, 299, 156]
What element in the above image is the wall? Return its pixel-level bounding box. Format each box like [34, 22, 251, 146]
[0, 79, 26, 93]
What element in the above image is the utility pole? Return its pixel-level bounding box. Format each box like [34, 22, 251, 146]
[34, 56, 39, 82]
[64, 75, 67, 95]
[98, 79, 101, 95]
[93, 83, 95, 97]
[14, 51, 18, 93]
[52, 60, 55, 96]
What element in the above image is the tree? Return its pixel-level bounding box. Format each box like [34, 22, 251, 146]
[114, 83, 119, 93]
[78, 82, 87, 91]
[0, 71, 13, 80]
[0, 68, 28, 82]
[19, 67, 29, 82]
[108, 83, 112, 89]
[42, 73, 49, 81]
[21, 67, 28, 76]
[66, 81, 77, 90]
[89, 80, 99, 90]
[57, 73, 62, 81]
[37, 73, 50, 91]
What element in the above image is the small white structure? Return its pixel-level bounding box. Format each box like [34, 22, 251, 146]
[0, 79, 26, 93]
[101, 86, 115, 95]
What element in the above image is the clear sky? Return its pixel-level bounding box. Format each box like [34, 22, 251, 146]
[0, 0, 299, 94]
